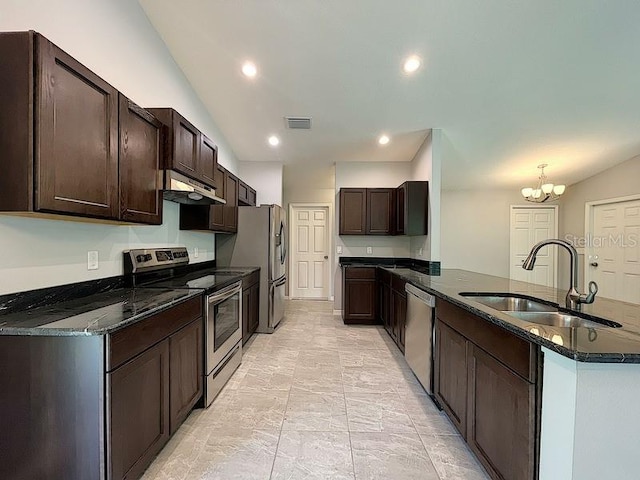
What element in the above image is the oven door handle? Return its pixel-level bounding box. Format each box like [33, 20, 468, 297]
[207, 281, 242, 304]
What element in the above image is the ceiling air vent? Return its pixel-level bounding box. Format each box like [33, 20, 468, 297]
[285, 116, 312, 129]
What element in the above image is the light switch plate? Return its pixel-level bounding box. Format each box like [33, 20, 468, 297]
[366, 246, 373, 255]
[87, 251, 99, 270]
[418, 247, 423, 256]
[194, 247, 199, 258]
[336, 245, 343, 254]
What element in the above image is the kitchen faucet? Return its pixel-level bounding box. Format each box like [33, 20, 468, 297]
[522, 239, 598, 311]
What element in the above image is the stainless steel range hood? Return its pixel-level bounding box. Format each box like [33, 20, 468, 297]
[160, 170, 226, 205]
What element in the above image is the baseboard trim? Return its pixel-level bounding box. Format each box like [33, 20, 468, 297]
[333, 309, 342, 316]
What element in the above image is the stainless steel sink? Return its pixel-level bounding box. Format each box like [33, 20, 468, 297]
[506, 311, 621, 329]
[459, 292, 622, 329]
[459, 293, 557, 312]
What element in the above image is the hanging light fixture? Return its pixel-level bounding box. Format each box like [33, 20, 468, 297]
[521, 164, 566, 203]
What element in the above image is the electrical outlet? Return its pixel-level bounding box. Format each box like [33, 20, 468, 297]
[194, 247, 199, 258]
[336, 245, 343, 254]
[366, 246, 373, 255]
[87, 251, 99, 270]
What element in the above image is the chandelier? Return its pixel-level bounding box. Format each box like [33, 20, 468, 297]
[521, 164, 566, 203]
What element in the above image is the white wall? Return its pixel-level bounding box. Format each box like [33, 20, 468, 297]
[409, 129, 442, 262]
[0, 0, 236, 294]
[0, 202, 215, 295]
[440, 189, 524, 277]
[238, 161, 283, 206]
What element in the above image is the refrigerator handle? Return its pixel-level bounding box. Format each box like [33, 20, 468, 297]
[274, 276, 287, 287]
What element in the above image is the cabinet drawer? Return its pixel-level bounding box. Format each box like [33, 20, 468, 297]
[344, 267, 376, 279]
[436, 299, 537, 382]
[242, 270, 260, 289]
[391, 274, 407, 294]
[107, 296, 202, 371]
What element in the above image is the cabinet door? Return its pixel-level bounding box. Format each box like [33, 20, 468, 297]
[199, 134, 218, 188]
[35, 35, 118, 218]
[468, 344, 536, 480]
[238, 181, 250, 205]
[169, 320, 203, 434]
[224, 173, 238, 231]
[366, 188, 395, 235]
[119, 95, 163, 224]
[344, 279, 376, 322]
[339, 188, 366, 235]
[396, 183, 406, 235]
[249, 188, 257, 206]
[109, 340, 170, 480]
[172, 113, 200, 179]
[434, 320, 468, 436]
[395, 292, 407, 351]
[249, 283, 260, 334]
[242, 288, 250, 345]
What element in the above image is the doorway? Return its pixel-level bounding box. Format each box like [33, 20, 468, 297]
[289, 204, 331, 299]
[585, 195, 640, 304]
[509, 206, 558, 287]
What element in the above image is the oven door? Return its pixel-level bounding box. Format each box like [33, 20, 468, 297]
[206, 281, 242, 375]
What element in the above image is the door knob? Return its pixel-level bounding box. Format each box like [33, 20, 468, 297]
[590, 262, 599, 267]
[324, 255, 329, 259]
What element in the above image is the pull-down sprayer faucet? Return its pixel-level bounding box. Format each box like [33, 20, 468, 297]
[522, 239, 598, 311]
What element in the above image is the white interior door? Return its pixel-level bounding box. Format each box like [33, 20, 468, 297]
[510, 206, 557, 287]
[588, 199, 640, 303]
[290, 206, 330, 299]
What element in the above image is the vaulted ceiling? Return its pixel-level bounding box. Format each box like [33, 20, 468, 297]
[140, 0, 640, 189]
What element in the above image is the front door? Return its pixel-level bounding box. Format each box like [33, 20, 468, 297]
[290, 206, 330, 299]
[510, 206, 557, 287]
[588, 199, 640, 303]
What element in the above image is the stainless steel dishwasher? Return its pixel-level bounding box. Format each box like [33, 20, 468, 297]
[405, 283, 437, 398]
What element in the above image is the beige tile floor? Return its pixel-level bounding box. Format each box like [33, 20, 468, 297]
[142, 300, 489, 480]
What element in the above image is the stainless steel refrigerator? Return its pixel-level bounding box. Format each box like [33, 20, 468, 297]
[216, 205, 287, 332]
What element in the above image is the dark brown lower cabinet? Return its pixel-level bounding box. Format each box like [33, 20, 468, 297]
[342, 267, 377, 324]
[434, 320, 468, 435]
[378, 269, 391, 332]
[108, 298, 203, 480]
[468, 344, 536, 480]
[109, 340, 170, 480]
[242, 270, 261, 344]
[169, 320, 203, 434]
[435, 298, 541, 480]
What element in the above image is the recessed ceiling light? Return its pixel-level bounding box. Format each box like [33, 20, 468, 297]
[378, 134, 390, 145]
[241, 61, 257, 78]
[268, 135, 280, 147]
[403, 55, 421, 74]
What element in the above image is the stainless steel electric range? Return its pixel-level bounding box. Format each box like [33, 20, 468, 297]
[124, 247, 243, 407]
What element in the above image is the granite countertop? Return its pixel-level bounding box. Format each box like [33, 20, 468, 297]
[0, 266, 259, 337]
[0, 287, 203, 336]
[384, 267, 640, 363]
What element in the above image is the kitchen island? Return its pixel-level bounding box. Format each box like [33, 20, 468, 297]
[340, 259, 640, 480]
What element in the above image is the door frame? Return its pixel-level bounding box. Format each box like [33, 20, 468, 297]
[509, 204, 559, 287]
[288, 202, 333, 300]
[584, 193, 640, 286]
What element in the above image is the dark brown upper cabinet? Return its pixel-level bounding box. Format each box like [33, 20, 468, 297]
[0, 31, 163, 225]
[119, 95, 163, 225]
[396, 181, 428, 236]
[238, 180, 257, 206]
[0, 31, 120, 219]
[339, 188, 395, 235]
[366, 188, 395, 235]
[199, 135, 218, 187]
[148, 108, 218, 189]
[339, 188, 367, 235]
[180, 164, 239, 233]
